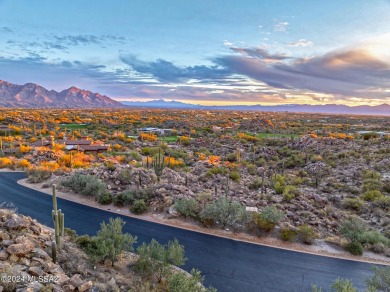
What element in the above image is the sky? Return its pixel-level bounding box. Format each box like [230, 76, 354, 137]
[0, 0, 389, 106]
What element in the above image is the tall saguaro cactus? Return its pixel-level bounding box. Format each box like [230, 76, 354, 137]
[153, 148, 165, 182]
[51, 185, 65, 251]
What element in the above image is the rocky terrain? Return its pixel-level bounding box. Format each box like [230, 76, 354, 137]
[0, 208, 150, 292]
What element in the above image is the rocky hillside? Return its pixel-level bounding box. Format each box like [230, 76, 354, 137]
[0, 209, 139, 291]
[0, 80, 123, 108]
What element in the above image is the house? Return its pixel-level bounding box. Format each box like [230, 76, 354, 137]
[357, 131, 390, 138]
[138, 128, 173, 135]
[78, 144, 109, 155]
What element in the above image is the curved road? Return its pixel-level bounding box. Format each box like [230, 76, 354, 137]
[0, 172, 377, 291]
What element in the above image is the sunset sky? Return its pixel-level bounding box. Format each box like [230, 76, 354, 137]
[0, 0, 389, 106]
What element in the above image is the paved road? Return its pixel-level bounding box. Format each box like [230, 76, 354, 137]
[0, 172, 377, 291]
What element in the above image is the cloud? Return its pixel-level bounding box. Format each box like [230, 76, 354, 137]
[273, 21, 289, 32]
[216, 48, 390, 98]
[230, 47, 289, 63]
[120, 55, 229, 82]
[288, 39, 313, 47]
[0, 27, 13, 33]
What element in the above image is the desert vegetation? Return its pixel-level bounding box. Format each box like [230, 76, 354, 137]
[0, 108, 389, 257]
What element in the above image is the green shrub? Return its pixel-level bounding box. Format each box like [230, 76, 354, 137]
[340, 217, 367, 243]
[345, 241, 363, 256]
[174, 198, 199, 218]
[331, 278, 357, 292]
[61, 173, 108, 199]
[130, 199, 147, 214]
[298, 225, 316, 245]
[342, 198, 364, 212]
[280, 227, 297, 242]
[249, 178, 262, 190]
[362, 179, 382, 192]
[113, 191, 134, 207]
[98, 193, 113, 205]
[229, 171, 240, 182]
[359, 230, 389, 246]
[283, 185, 299, 201]
[75, 234, 93, 249]
[272, 174, 286, 194]
[26, 168, 51, 183]
[252, 206, 284, 233]
[360, 190, 384, 201]
[118, 168, 133, 182]
[199, 196, 249, 228]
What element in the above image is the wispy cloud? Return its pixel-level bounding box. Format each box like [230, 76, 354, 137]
[230, 47, 289, 63]
[288, 39, 313, 47]
[273, 21, 289, 32]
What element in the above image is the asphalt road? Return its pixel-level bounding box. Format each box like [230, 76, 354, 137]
[0, 172, 377, 291]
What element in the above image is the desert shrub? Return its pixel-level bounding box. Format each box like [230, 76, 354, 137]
[272, 174, 286, 194]
[363, 170, 381, 180]
[247, 164, 257, 175]
[297, 225, 316, 245]
[331, 278, 357, 292]
[262, 206, 284, 224]
[340, 217, 367, 244]
[61, 173, 109, 198]
[342, 198, 364, 212]
[362, 179, 382, 192]
[127, 150, 142, 161]
[105, 161, 116, 171]
[167, 268, 217, 292]
[130, 199, 147, 214]
[141, 147, 160, 156]
[200, 196, 249, 228]
[174, 198, 199, 218]
[280, 227, 297, 242]
[135, 239, 186, 283]
[283, 185, 299, 201]
[249, 178, 263, 190]
[252, 206, 284, 233]
[75, 234, 93, 249]
[366, 266, 390, 291]
[345, 241, 363, 256]
[64, 228, 78, 241]
[359, 230, 389, 246]
[26, 167, 52, 183]
[86, 218, 137, 266]
[369, 242, 386, 254]
[113, 191, 134, 207]
[383, 181, 390, 194]
[229, 171, 240, 182]
[206, 167, 225, 177]
[360, 190, 384, 201]
[81, 180, 109, 198]
[98, 193, 113, 205]
[373, 196, 390, 209]
[118, 168, 132, 182]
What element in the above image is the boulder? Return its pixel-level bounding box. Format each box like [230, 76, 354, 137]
[4, 215, 30, 230]
[7, 238, 35, 256]
[69, 274, 84, 288]
[78, 281, 93, 292]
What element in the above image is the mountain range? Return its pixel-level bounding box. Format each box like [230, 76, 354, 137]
[0, 80, 121, 108]
[122, 99, 390, 116]
[0, 80, 389, 115]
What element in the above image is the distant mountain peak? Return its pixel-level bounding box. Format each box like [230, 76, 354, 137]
[0, 79, 122, 108]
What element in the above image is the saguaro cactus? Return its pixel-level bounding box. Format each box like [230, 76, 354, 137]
[51, 185, 64, 249]
[153, 148, 165, 182]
